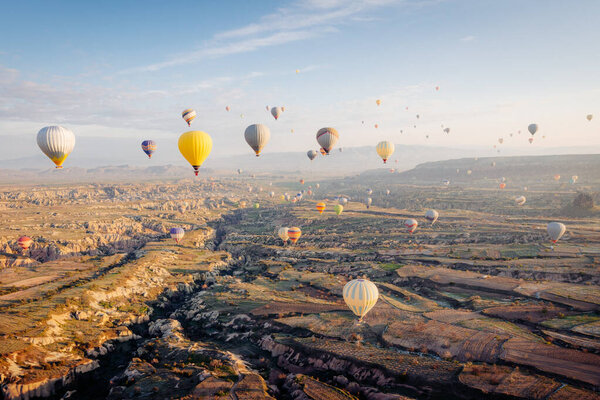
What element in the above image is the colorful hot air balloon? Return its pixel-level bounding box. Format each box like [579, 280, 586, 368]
[316, 127, 339, 154]
[586, 114, 593, 121]
[376, 99, 381, 106]
[288, 227, 302, 244]
[225, 105, 230, 112]
[316, 202, 326, 214]
[141, 140, 156, 158]
[375, 141, 395, 164]
[319, 147, 327, 156]
[338, 197, 348, 206]
[547, 222, 566, 243]
[182, 109, 196, 126]
[425, 210, 438, 225]
[244, 124, 270, 156]
[307, 150, 318, 161]
[178, 131, 213, 176]
[435, 86, 440, 91]
[528, 138, 534, 144]
[17, 236, 33, 252]
[170, 227, 185, 244]
[570, 175, 578, 184]
[365, 197, 372, 209]
[366, 188, 373, 195]
[528, 123, 538, 136]
[405, 218, 418, 233]
[278, 227, 289, 243]
[334, 204, 344, 215]
[499, 183, 506, 189]
[37, 126, 75, 169]
[553, 174, 561, 181]
[271, 107, 282, 120]
[374, 124, 379, 129]
[299, 179, 305, 185]
[515, 196, 526, 205]
[343, 279, 379, 321]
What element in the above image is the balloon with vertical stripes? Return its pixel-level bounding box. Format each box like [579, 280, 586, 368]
[343, 279, 379, 320]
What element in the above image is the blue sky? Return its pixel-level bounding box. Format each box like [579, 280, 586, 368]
[1, 0, 599, 160]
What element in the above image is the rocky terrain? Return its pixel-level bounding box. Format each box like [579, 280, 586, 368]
[0, 168, 599, 400]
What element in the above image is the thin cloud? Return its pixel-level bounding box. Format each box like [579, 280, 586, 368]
[460, 35, 475, 42]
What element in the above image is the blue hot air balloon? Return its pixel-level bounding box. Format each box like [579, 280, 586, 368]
[141, 140, 157, 158]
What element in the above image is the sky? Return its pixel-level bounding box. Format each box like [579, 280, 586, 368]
[1, 0, 599, 163]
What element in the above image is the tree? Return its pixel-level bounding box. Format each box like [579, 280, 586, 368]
[573, 192, 594, 210]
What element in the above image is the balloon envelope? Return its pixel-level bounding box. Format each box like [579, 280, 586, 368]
[182, 109, 196, 126]
[17, 236, 33, 251]
[376, 141, 395, 163]
[334, 204, 344, 215]
[307, 150, 318, 161]
[288, 227, 302, 244]
[141, 140, 156, 158]
[278, 227, 289, 242]
[343, 279, 379, 319]
[528, 123, 538, 135]
[547, 222, 566, 243]
[316, 127, 339, 154]
[170, 227, 185, 243]
[178, 131, 213, 176]
[425, 209, 438, 224]
[405, 218, 418, 233]
[37, 126, 75, 168]
[244, 124, 271, 156]
[316, 202, 326, 214]
[271, 107, 282, 120]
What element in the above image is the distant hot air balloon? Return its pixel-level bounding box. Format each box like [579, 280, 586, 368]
[254, 203, 260, 209]
[376, 141, 395, 164]
[17, 236, 33, 252]
[334, 204, 344, 215]
[376, 99, 381, 106]
[288, 227, 302, 244]
[37, 126, 75, 169]
[141, 140, 156, 158]
[374, 124, 379, 129]
[237, 168, 243, 175]
[307, 150, 318, 161]
[405, 218, 418, 233]
[365, 197, 372, 209]
[501, 177, 506, 182]
[178, 131, 213, 176]
[282, 106, 285, 112]
[278, 227, 289, 243]
[515, 196, 526, 205]
[416, 114, 420, 119]
[528, 123, 538, 136]
[425, 209, 438, 225]
[529, 138, 534, 144]
[316, 127, 339, 154]
[316, 202, 326, 214]
[491, 162, 496, 167]
[547, 222, 566, 243]
[386, 189, 390, 195]
[182, 109, 196, 126]
[343, 279, 379, 321]
[467, 170, 472, 175]
[266, 105, 269, 111]
[570, 175, 578, 184]
[316, 183, 320, 189]
[586, 114, 593, 121]
[170, 227, 185, 244]
[554, 175, 561, 181]
[498, 138, 504, 144]
[271, 107, 282, 120]
[225, 106, 230, 112]
[444, 128, 450, 134]
[442, 179, 450, 186]
[244, 124, 271, 156]
[269, 191, 275, 198]
[499, 183, 506, 189]
[435, 86, 439, 91]
[296, 69, 300, 74]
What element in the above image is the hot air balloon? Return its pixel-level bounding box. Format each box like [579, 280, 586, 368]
[307, 150, 318, 161]
[299, 179, 305, 185]
[141, 140, 156, 158]
[182, 109, 196, 126]
[254, 203, 260, 209]
[376, 99, 381, 106]
[553, 175, 561, 181]
[244, 124, 271, 156]
[17, 236, 33, 252]
[386, 189, 390, 195]
[334, 204, 344, 215]
[170, 227, 185, 244]
[547, 222, 566, 243]
[528, 138, 534, 144]
[271, 107, 282, 120]
[296, 69, 300, 74]
[269, 191, 275, 198]
[319, 147, 327, 156]
[366, 188, 373, 195]
[376, 141, 395, 164]
[586, 114, 593, 121]
[416, 114, 420, 119]
[282, 107, 286, 112]
[316, 202, 326, 214]
[374, 124, 379, 129]
[178, 131, 213, 176]
[501, 177, 506, 182]
[405, 218, 418, 233]
[467, 170, 472, 175]
[278, 227, 289, 243]
[37, 126, 75, 169]
[515, 196, 526, 205]
[435, 86, 440, 91]
[499, 183, 506, 189]
[442, 179, 450, 186]
[237, 168, 243, 175]
[491, 161, 496, 167]
[365, 197, 372, 209]
[316, 183, 320, 189]
[288, 227, 302, 244]
[239, 201, 247, 208]
[316, 127, 339, 154]
[444, 128, 450, 134]
[425, 210, 438, 225]
[528, 124, 538, 136]
[343, 279, 379, 321]
[226, 106, 230, 112]
[570, 175, 578, 184]
[498, 138, 504, 144]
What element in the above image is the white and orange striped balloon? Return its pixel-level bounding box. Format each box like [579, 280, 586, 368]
[343, 279, 379, 320]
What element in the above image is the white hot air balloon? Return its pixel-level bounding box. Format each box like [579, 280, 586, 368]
[425, 209, 438, 225]
[271, 107, 282, 120]
[244, 124, 271, 156]
[405, 218, 418, 233]
[37, 126, 76, 169]
[343, 279, 379, 321]
[278, 227, 289, 243]
[547, 222, 566, 243]
[515, 196, 526, 206]
[365, 197, 372, 209]
[307, 150, 318, 161]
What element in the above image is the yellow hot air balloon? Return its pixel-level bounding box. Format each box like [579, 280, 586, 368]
[178, 131, 213, 176]
[288, 227, 302, 244]
[343, 279, 379, 321]
[375, 141, 395, 164]
[376, 99, 381, 106]
[334, 204, 343, 215]
[316, 202, 326, 214]
[296, 69, 300, 74]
